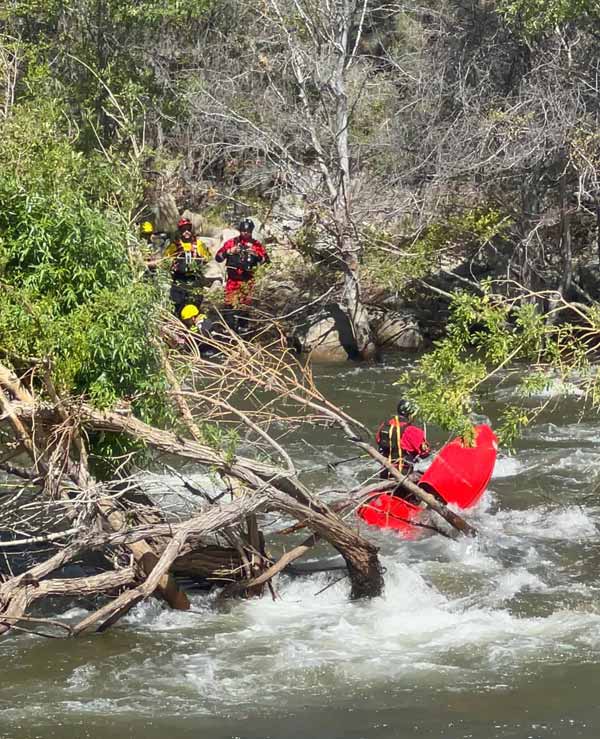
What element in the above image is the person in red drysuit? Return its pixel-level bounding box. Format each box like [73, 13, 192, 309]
[215, 218, 269, 309]
[375, 399, 430, 483]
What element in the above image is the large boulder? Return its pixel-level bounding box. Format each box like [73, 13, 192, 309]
[218, 227, 238, 246]
[291, 305, 424, 361]
[270, 193, 305, 238]
[293, 306, 357, 361]
[369, 307, 423, 350]
[155, 194, 180, 232]
[198, 236, 224, 287]
[182, 209, 205, 236]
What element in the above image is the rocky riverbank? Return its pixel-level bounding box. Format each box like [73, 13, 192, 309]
[164, 210, 459, 361]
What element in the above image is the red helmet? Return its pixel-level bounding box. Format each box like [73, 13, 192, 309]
[177, 217, 193, 232]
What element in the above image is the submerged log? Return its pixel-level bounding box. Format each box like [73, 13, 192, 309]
[269, 490, 383, 599]
[221, 533, 320, 597]
[172, 546, 244, 581]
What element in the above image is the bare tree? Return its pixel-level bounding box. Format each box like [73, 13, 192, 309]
[0, 34, 20, 119]
[181, 0, 393, 358]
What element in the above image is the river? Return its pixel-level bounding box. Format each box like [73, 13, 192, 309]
[2, 357, 599, 739]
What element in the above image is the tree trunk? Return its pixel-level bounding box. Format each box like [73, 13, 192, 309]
[269, 490, 383, 598]
[559, 160, 572, 297]
[332, 0, 376, 361]
[341, 253, 377, 360]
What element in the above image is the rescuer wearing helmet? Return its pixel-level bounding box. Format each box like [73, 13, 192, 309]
[139, 220, 172, 272]
[178, 303, 216, 356]
[165, 217, 211, 314]
[375, 399, 430, 482]
[215, 218, 269, 310]
[140, 221, 154, 242]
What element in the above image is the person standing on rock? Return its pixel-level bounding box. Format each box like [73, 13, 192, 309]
[166, 217, 211, 315]
[375, 399, 430, 483]
[215, 218, 269, 333]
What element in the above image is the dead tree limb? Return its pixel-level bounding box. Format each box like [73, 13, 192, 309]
[0, 491, 269, 635]
[0, 361, 190, 612]
[221, 532, 319, 597]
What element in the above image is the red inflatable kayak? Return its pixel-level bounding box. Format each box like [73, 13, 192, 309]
[358, 495, 426, 539]
[358, 424, 498, 536]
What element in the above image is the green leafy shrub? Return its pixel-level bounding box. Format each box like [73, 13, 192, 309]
[400, 286, 597, 445]
[0, 97, 166, 420]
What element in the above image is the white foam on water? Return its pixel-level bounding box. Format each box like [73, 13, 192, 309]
[468, 487, 494, 515]
[530, 422, 600, 444]
[6, 502, 599, 725]
[61, 698, 119, 714]
[486, 504, 598, 542]
[63, 549, 593, 716]
[488, 568, 548, 604]
[492, 455, 522, 478]
[552, 447, 600, 473]
[65, 664, 97, 691]
[317, 363, 405, 379]
[497, 375, 586, 401]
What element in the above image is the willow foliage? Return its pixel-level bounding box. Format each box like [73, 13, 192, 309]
[0, 96, 166, 419]
[401, 288, 600, 446]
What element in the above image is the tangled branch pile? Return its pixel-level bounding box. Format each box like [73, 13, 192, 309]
[0, 326, 391, 638]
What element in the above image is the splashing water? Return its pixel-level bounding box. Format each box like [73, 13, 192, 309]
[2, 360, 600, 739]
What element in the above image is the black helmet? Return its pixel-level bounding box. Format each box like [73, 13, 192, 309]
[238, 218, 255, 233]
[396, 399, 414, 418]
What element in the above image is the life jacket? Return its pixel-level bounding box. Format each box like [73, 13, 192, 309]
[376, 416, 407, 468]
[171, 239, 208, 277]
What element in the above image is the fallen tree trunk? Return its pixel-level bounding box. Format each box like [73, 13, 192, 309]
[0, 491, 269, 635]
[0, 364, 191, 612]
[13, 401, 384, 599]
[172, 546, 244, 581]
[1, 342, 393, 635]
[267, 490, 383, 599]
[0, 568, 137, 635]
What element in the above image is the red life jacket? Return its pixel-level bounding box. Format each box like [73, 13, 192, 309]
[375, 416, 429, 472]
[375, 416, 407, 465]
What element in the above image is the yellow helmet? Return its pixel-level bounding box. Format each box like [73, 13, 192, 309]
[180, 304, 200, 321]
[140, 221, 154, 234]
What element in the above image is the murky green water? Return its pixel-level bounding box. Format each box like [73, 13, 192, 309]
[2, 357, 600, 739]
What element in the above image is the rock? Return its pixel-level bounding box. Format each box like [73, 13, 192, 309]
[300, 317, 350, 361]
[198, 236, 225, 285]
[369, 308, 423, 350]
[218, 228, 238, 247]
[294, 306, 357, 361]
[181, 209, 205, 235]
[155, 194, 179, 232]
[203, 222, 227, 238]
[246, 216, 270, 244]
